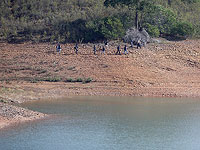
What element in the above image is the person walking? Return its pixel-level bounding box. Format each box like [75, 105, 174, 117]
[124, 45, 128, 55]
[102, 46, 105, 54]
[74, 43, 78, 54]
[93, 45, 96, 55]
[116, 45, 121, 55]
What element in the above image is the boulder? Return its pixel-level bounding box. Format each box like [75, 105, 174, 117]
[123, 27, 150, 46]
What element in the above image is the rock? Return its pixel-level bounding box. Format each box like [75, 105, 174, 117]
[123, 27, 150, 46]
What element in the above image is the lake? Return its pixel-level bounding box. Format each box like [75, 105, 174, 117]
[1, 96, 200, 150]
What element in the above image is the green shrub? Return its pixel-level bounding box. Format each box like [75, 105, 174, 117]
[84, 78, 93, 83]
[0, 99, 7, 103]
[87, 16, 125, 40]
[143, 5, 177, 35]
[66, 78, 73, 82]
[100, 17, 125, 40]
[76, 78, 83, 82]
[65, 77, 92, 83]
[171, 21, 194, 37]
[193, 25, 200, 38]
[144, 23, 160, 37]
[43, 77, 61, 82]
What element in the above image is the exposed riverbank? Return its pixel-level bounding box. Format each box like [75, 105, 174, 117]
[0, 102, 46, 129]
[0, 39, 200, 129]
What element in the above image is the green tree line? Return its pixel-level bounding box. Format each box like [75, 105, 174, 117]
[0, 0, 199, 43]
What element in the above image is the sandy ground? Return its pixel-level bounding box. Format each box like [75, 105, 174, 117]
[0, 39, 200, 129]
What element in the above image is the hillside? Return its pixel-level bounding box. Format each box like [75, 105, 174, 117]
[0, 39, 200, 103]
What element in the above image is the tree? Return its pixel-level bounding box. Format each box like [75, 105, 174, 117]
[171, 21, 194, 37]
[104, 0, 145, 29]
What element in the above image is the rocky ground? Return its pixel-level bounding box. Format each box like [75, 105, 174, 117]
[0, 39, 200, 129]
[0, 102, 46, 129]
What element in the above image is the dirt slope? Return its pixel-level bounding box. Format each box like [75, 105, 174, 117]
[0, 39, 200, 103]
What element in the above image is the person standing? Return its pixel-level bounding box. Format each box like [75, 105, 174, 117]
[137, 38, 142, 49]
[56, 42, 61, 54]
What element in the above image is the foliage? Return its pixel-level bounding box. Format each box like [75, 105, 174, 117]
[144, 23, 160, 37]
[65, 77, 92, 83]
[171, 21, 194, 37]
[84, 78, 93, 83]
[181, 0, 200, 3]
[194, 25, 200, 38]
[0, 0, 199, 42]
[104, 0, 141, 7]
[142, 5, 177, 35]
[43, 77, 61, 82]
[93, 17, 125, 40]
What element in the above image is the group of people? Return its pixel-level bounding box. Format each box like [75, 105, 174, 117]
[56, 39, 142, 55]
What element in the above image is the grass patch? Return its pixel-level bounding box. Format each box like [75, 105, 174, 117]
[65, 77, 92, 83]
[76, 78, 83, 82]
[30, 78, 39, 83]
[29, 77, 62, 83]
[42, 76, 61, 82]
[0, 99, 7, 103]
[83, 78, 93, 83]
[38, 69, 47, 74]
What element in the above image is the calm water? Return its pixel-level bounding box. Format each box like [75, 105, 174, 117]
[1, 96, 200, 150]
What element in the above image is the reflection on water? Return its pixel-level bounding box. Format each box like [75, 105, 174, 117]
[1, 96, 200, 150]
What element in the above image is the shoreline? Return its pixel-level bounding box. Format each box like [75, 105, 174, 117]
[0, 39, 200, 129]
[0, 84, 199, 130]
[0, 102, 47, 130]
[0, 81, 199, 130]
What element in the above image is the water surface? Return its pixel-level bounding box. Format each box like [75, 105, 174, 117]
[1, 96, 200, 150]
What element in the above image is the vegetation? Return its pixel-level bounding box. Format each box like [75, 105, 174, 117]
[0, 0, 199, 43]
[42, 77, 61, 82]
[65, 78, 93, 83]
[0, 99, 7, 103]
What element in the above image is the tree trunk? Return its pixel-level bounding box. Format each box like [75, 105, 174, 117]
[135, 0, 140, 29]
[135, 9, 139, 29]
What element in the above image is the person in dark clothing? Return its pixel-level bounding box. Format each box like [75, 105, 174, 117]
[116, 45, 121, 55]
[124, 45, 128, 55]
[102, 46, 105, 54]
[74, 43, 78, 54]
[93, 45, 96, 55]
[56, 42, 61, 54]
[137, 39, 142, 49]
[104, 41, 108, 47]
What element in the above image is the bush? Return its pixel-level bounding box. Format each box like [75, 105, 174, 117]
[144, 23, 160, 37]
[171, 21, 194, 37]
[87, 16, 125, 40]
[142, 5, 177, 35]
[194, 25, 200, 38]
[100, 17, 125, 40]
[84, 78, 93, 83]
[76, 78, 83, 82]
[65, 77, 92, 83]
[43, 77, 61, 82]
[66, 78, 73, 82]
